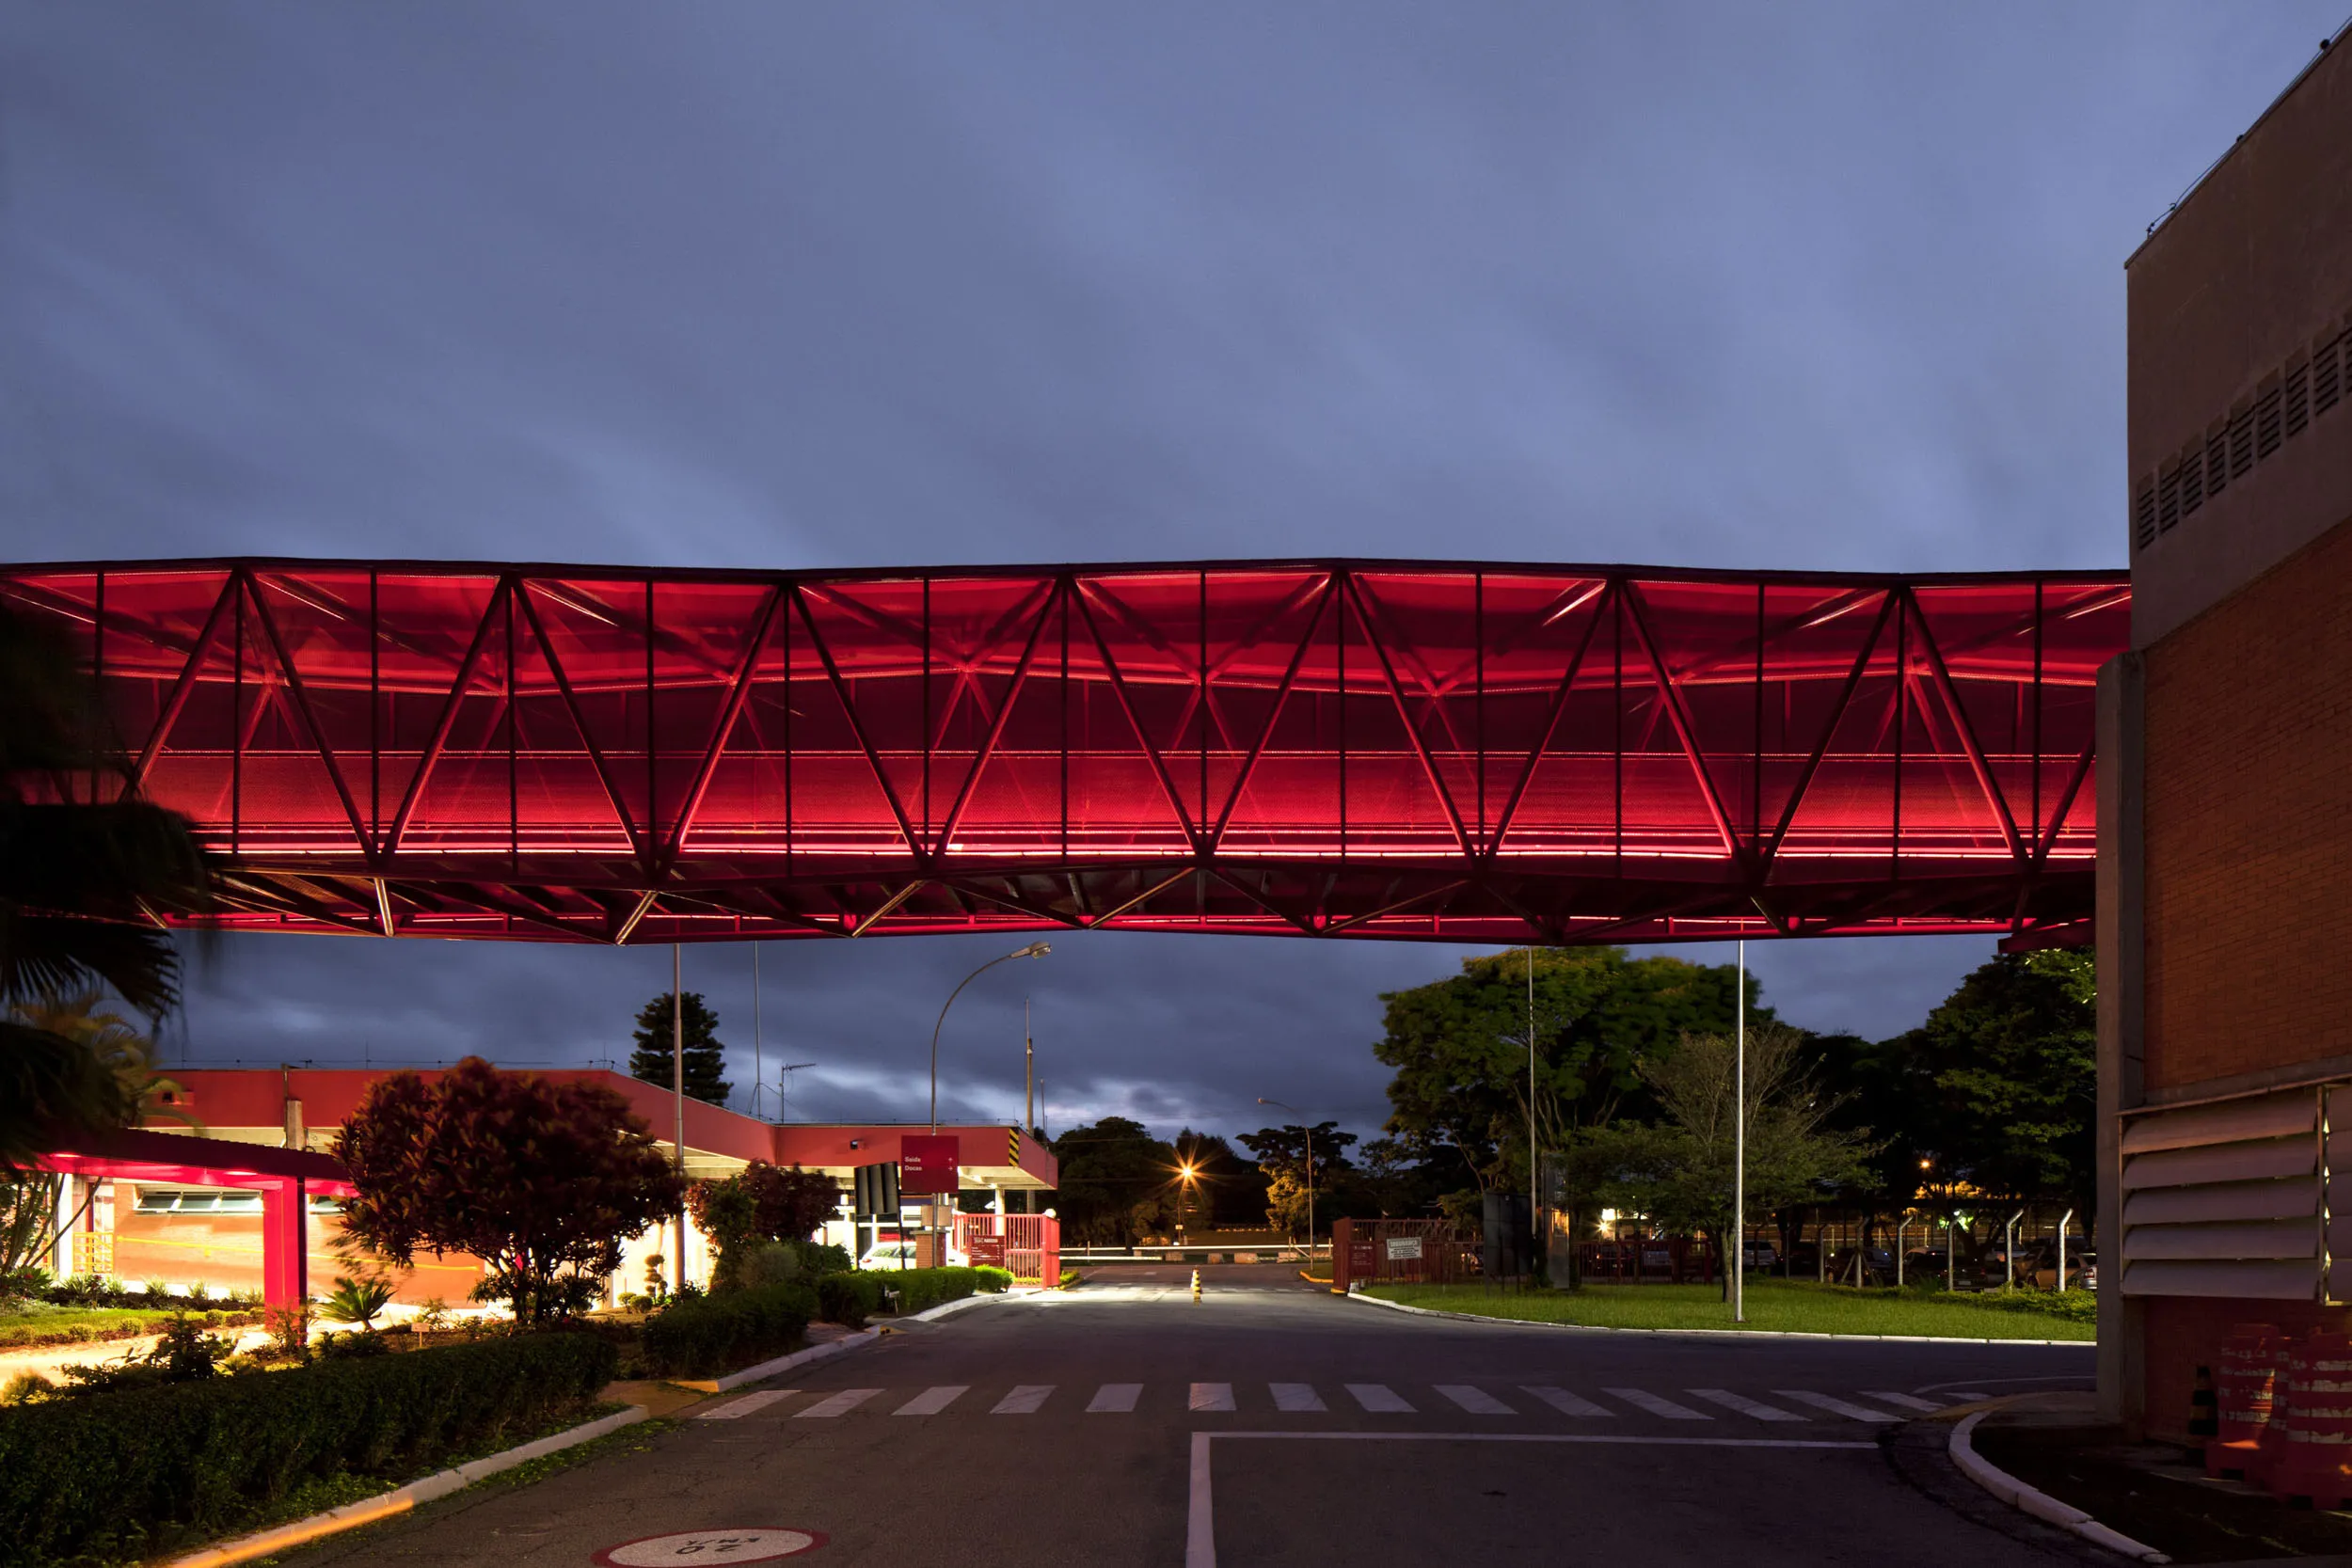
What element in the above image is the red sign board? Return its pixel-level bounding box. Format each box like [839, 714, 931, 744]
[967, 1234, 1006, 1267]
[898, 1134, 961, 1195]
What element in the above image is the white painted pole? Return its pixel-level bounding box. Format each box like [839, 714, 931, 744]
[673, 942, 687, 1294]
[751, 943, 763, 1122]
[2058, 1207, 2074, 1292]
[1734, 939, 1745, 1323]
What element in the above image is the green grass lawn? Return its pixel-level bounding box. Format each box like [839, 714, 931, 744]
[0, 1301, 259, 1350]
[1359, 1277, 2095, 1340]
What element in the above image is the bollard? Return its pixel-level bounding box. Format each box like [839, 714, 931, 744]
[1192, 1267, 1201, 1303]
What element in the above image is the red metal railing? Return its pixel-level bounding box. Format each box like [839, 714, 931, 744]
[954, 1212, 1059, 1287]
[0, 558, 2127, 945]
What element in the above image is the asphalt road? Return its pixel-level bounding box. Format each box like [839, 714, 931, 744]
[306, 1266, 2097, 1568]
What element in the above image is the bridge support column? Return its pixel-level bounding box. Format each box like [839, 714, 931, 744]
[2096, 652, 2145, 1433]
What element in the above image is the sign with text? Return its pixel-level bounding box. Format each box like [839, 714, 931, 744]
[898, 1134, 962, 1195]
[1384, 1235, 1423, 1261]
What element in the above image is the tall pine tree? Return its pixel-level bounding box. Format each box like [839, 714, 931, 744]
[628, 991, 732, 1105]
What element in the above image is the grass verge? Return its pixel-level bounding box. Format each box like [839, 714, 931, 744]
[1359, 1278, 2096, 1340]
[0, 1305, 262, 1352]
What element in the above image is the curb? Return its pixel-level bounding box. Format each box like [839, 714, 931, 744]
[1340, 1288, 2090, 1347]
[163, 1404, 650, 1568]
[675, 1328, 882, 1394]
[1949, 1409, 2169, 1562]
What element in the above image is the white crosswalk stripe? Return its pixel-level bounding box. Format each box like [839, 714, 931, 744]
[992, 1385, 1054, 1414]
[1347, 1383, 1415, 1413]
[1271, 1383, 1326, 1412]
[695, 1389, 793, 1419]
[1437, 1385, 1514, 1415]
[1862, 1391, 1944, 1414]
[1774, 1390, 1899, 1423]
[1687, 1389, 1806, 1422]
[1605, 1387, 1710, 1420]
[1520, 1386, 1613, 1418]
[895, 1386, 967, 1416]
[1088, 1383, 1143, 1413]
[1189, 1383, 1235, 1412]
[794, 1388, 881, 1418]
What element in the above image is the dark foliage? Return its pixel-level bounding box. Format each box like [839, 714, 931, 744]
[639, 1281, 816, 1377]
[0, 1333, 615, 1568]
[628, 990, 731, 1105]
[335, 1057, 684, 1322]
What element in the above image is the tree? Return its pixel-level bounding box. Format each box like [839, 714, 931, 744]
[628, 991, 731, 1105]
[1570, 1024, 1879, 1296]
[687, 1161, 840, 1290]
[1375, 946, 1756, 1197]
[1888, 949, 2097, 1217]
[1236, 1122, 1358, 1240]
[1048, 1117, 1179, 1246]
[0, 605, 214, 1168]
[2, 989, 186, 1284]
[335, 1057, 685, 1322]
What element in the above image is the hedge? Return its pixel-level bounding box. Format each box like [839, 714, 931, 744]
[0, 1307, 262, 1352]
[816, 1266, 1011, 1327]
[0, 1332, 615, 1568]
[639, 1283, 816, 1378]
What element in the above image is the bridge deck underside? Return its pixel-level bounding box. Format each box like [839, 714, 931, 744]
[1, 559, 2128, 946]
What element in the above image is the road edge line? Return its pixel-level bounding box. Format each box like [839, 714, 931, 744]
[1186, 1432, 1216, 1568]
[1337, 1288, 2087, 1347]
[1948, 1409, 2169, 1563]
[162, 1404, 651, 1568]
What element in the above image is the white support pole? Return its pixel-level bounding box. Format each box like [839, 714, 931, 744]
[1734, 940, 1745, 1323]
[1897, 1217, 1907, 1288]
[2005, 1209, 2024, 1291]
[2058, 1207, 2074, 1292]
[673, 943, 687, 1293]
[751, 943, 763, 1122]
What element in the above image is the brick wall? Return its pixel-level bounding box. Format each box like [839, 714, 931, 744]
[2143, 510, 2352, 1092]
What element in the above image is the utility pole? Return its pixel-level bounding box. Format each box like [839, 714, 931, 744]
[1528, 944, 1537, 1282]
[1025, 996, 1035, 1133]
[1734, 939, 1745, 1324]
[673, 942, 687, 1294]
[751, 944, 763, 1121]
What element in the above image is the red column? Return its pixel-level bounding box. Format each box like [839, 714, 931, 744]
[260, 1177, 309, 1307]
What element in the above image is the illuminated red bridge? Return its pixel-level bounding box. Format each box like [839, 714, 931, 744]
[2, 560, 2127, 947]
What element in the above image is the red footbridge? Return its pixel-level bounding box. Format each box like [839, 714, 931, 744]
[2, 559, 2128, 947]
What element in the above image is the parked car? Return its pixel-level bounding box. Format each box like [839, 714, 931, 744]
[1740, 1240, 1779, 1270]
[858, 1241, 918, 1270]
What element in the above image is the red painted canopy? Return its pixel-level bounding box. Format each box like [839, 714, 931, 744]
[1, 559, 2127, 947]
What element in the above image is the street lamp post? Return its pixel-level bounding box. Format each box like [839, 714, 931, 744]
[930, 942, 1051, 1133]
[1257, 1098, 1315, 1260]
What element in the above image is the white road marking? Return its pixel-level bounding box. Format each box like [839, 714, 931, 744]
[1687, 1389, 1806, 1422]
[1862, 1390, 1945, 1414]
[1437, 1385, 1514, 1415]
[1184, 1432, 1882, 1568]
[1190, 1383, 1236, 1412]
[1605, 1387, 1710, 1420]
[793, 1388, 881, 1418]
[1089, 1383, 1143, 1413]
[694, 1389, 793, 1419]
[1947, 1391, 1992, 1402]
[1774, 1390, 1899, 1422]
[1270, 1383, 1326, 1412]
[1520, 1386, 1613, 1418]
[993, 1384, 1054, 1414]
[894, 1385, 967, 1416]
[1346, 1383, 1416, 1413]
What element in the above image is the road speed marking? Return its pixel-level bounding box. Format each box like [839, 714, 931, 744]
[595, 1528, 826, 1565]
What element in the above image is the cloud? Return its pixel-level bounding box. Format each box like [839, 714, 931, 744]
[8, 2, 2333, 1137]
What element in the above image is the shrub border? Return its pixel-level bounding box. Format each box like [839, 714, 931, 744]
[163, 1404, 648, 1568]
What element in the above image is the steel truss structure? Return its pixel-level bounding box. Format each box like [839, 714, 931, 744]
[0, 559, 2127, 947]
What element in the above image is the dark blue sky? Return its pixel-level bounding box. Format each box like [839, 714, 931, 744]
[4, 4, 2339, 1141]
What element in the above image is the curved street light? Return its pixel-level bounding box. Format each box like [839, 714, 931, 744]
[930, 942, 1051, 1132]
